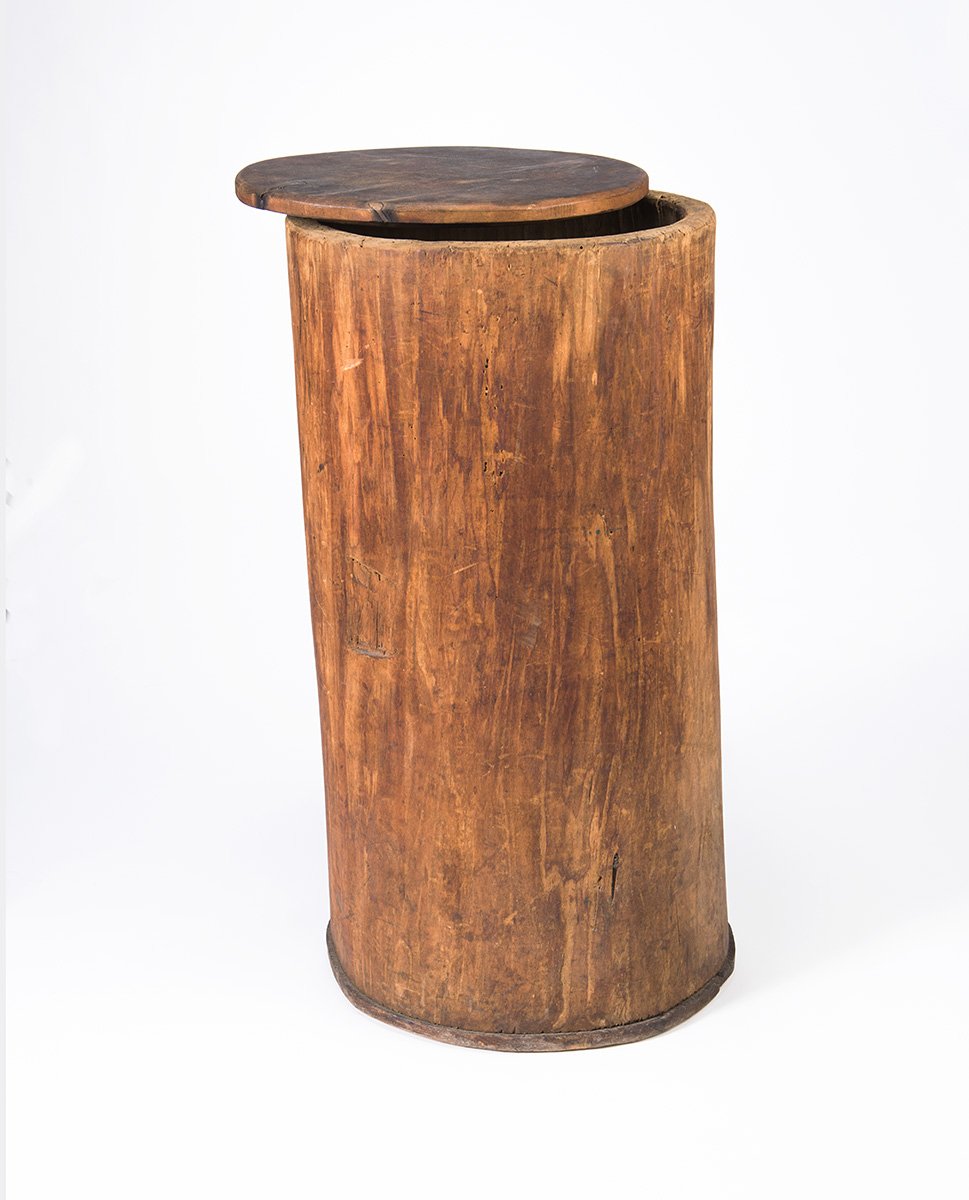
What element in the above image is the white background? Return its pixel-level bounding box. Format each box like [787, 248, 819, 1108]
[6, 0, 967, 1196]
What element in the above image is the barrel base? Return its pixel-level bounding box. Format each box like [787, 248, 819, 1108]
[326, 924, 735, 1052]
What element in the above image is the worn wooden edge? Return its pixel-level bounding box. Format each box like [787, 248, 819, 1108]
[326, 924, 735, 1053]
[236, 176, 652, 225]
[285, 192, 714, 253]
[234, 146, 650, 224]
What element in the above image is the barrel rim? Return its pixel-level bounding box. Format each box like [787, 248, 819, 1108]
[285, 191, 715, 251]
[326, 923, 735, 1052]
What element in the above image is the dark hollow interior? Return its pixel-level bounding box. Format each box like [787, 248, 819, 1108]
[324, 194, 685, 241]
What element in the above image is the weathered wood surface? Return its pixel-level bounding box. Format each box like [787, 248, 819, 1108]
[236, 146, 649, 224]
[328, 923, 734, 1051]
[286, 192, 729, 1039]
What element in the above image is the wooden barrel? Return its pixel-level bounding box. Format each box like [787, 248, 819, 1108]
[236, 148, 733, 1050]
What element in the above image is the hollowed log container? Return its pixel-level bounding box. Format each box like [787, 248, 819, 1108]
[279, 182, 731, 1050]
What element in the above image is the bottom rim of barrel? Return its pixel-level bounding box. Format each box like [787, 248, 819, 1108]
[326, 923, 735, 1053]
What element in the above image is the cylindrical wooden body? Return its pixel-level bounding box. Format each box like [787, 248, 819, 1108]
[287, 192, 730, 1049]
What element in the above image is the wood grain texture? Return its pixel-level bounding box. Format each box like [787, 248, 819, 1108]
[236, 146, 649, 225]
[328, 922, 735, 1051]
[286, 192, 729, 1038]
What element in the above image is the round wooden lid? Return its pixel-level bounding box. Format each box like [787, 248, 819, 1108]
[234, 146, 649, 225]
